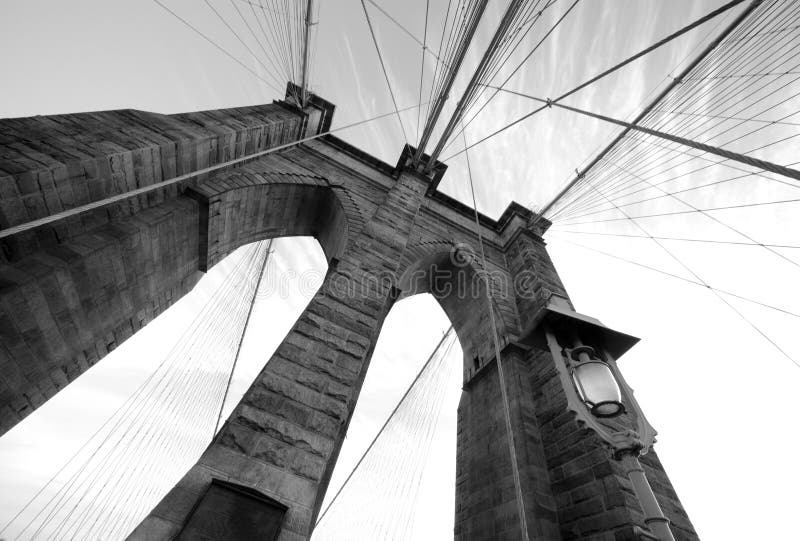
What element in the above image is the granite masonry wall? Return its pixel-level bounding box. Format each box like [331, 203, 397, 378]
[0, 94, 697, 540]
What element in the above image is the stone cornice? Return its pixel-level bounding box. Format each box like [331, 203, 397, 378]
[315, 135, 551, 244]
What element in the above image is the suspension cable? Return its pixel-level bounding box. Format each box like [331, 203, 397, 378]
[359, 0, 409, 143]
[313, 327, 456, 530]
[0, 99, 431, 241]
[492, 86, 800, 184]
[462, 128, 530, 540]
[213, 239, 273, 437]
[535, 0, 763, 218]
[441, 0, 753, 165]
[415, 0, 489, 161]
[151, 0, 283, 93]
[579, 178, 797, 367]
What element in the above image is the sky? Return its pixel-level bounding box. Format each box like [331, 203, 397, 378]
[1, 0, 799, 540]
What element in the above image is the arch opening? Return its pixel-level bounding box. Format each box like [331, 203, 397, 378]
[191, 155, 353, 271]
[314, 293, 462, 540]
[0, 154, 356, 439]
[397, 248, 516, 382]
[311, 244, 522, 538]
[0, 236, 329, 540]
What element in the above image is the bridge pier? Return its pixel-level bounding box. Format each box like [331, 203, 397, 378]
[0, 94, 329, 434]
[0, 90, 698, 540]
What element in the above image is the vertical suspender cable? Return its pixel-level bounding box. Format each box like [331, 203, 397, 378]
[0, 100, 431, 241]
[213, 239, 273, 437]
[313, 327, 455, 531]
[414, 0, 489, 162]
[425, 0, 530, 170]
[462, 130, 530, 541]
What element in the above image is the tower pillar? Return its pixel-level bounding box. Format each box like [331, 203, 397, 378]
[130, 168, 432, 540]
[0, 93, 699, 540]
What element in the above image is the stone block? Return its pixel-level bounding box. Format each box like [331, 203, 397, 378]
[0, 96, 697, 540]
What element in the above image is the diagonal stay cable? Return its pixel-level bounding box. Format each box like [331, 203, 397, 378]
[579, 179, 798, 367]
[0, 98, 431, 240]
[42, 249, 262, 540]
[212, 239, 273, 437]
[67, 247, 263, 539]
[482, 44, 796, 218]
[416, 0, 431, 142]
[547, 234, 800, 322]
[416, 0, 488, 160]
[536, 0, 771, 219]
[556, 197, 800, 226]
[313, 327, 456, 530]
[479, 81, 800, 185]
[526, 3, 738, 223]
[422, 0, 455, 129]
[441, 0, 752, 164]
[550, 229, 800, 250]
[425, 0, 552, 167]
[227, 0, 292, 83]
[462, 128, 530, 540]
[440, 0, 578, 155]
[649, 105, 800, 127]
[553, 129, 800, 223]
[203, 0, 286, 89]
[102, 272, 258, 539]
[367, 0, 448, 68]
[151, 0, 283, 94]
[7, 250, 255, 539]
[98, 248, 264, 539]
[359, 0, 409, 143]
[541, 2, 771, 220]
[552, 146, 800, 270]
[262, 0, 295, 82]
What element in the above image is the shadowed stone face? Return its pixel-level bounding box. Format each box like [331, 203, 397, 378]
[0, 93, 697, 541]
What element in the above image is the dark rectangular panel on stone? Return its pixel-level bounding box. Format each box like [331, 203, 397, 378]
[176, 479, 288, 541]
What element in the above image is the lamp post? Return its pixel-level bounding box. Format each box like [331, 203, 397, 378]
[529, 295, 675, 541]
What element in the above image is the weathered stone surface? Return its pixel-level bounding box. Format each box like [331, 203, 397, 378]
[0, 91, 697, 540]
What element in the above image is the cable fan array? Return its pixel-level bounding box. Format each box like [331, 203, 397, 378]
[547, 0, 800, 224]
[427, 0, 568, 162]
[417, 0, 570, 161]
[415, 0, 487, 146]
[154, 0, 318, 100]
[312, 328, 458, 541]
[0, 241, 271, 541]
[538, 0, 800, 364]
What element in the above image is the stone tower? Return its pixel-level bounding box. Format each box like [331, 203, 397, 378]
[0, 88, 697, 540]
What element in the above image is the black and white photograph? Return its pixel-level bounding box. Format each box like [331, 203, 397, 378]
[0, 1, 797, 539]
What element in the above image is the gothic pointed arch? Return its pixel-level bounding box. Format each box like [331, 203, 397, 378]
[189, 150, 367, 270]
[396, 240, 521, 380]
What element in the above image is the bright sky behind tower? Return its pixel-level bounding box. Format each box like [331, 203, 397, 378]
[1, 1, 799, 539]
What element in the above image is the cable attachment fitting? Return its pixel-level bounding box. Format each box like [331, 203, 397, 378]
[545, 98, 553, 108]
[575, 168, 585, 179]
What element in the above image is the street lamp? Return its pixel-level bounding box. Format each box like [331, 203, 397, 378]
[526, 294, 675, 541]
[570, 344, 625, 418]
